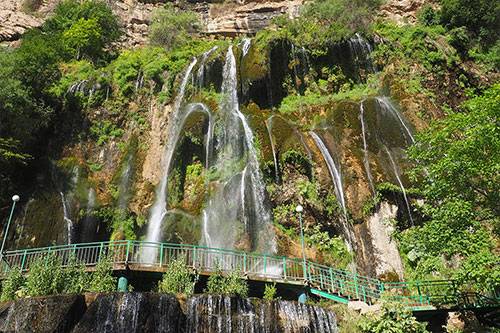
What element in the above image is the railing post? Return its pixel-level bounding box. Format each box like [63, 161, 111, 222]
[243, 253, 247, 273]
[362, 286, 367, 303]
[282, 258, 287, 280]
[46, 247, 51, 267]
[20, 250, 27, 271]
[193, 245, 197, 269]
[329, 268, 334, 292]
[125, 240, 130, 265]
[263, 255, 267, 273]
[72, 244, 77, 257]
[354, 273, 359, 299]
[159, 244, 164, 267]
[417, 281, 423, 305]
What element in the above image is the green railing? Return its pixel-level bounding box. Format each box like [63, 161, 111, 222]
[0, 240, 497, 310]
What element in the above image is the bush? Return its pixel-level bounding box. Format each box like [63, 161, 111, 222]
[205, 267, 249, 298]
[418, 5, 440, 26]
[0, 268, 25, 301]
[149, 4, 199, 50]
[24, 254, 67, 297]
[263, 283, 277, 301]
[358, 300, 429, 333]
[158, 257, 198, 296]
[88, 255, 117, 292]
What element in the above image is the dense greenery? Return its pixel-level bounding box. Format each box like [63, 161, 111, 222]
[0, 254, 116, 301]
[205, 267, 249, 298]
[149, 4, 199, 50]
[158, 257, 199, 296]
[399, 85, 499, 290]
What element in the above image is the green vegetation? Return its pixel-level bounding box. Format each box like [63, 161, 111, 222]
[158, 257, 199, 296]
[90, 120, 125, 146]
[399, 85, 499, 290]
[205, 266, 249, 298]
[0, 254, 115, 301]
[358, 300, 429, 333]
[149, 4, 200, 50]
[263, 283, 278, 301]
[272, 0, 382, 52]
[95, 208, 144, 241]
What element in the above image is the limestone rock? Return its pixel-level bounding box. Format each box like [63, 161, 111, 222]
[0, 0, 43, 42]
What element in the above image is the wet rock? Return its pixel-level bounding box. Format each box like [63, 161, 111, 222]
[0, 294, 86, 333]
[72, 292, 184, 333]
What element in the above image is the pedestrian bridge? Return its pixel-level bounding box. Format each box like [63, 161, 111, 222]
[1, 241, 498, 313]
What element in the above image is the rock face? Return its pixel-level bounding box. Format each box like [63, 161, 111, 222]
[0, 0, 303, 45]
[379, 0, 436, 25]
[0, 293, 338, 332]
[0, 294, 86, 333]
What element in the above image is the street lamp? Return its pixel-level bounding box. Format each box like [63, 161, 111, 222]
[1, 195, 20, 259]
[296, 204, 307, 280]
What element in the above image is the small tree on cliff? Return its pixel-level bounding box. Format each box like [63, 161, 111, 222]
[158, 256, 199, 296]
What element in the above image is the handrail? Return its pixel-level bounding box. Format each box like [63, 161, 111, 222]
[1, 240, 497, 309]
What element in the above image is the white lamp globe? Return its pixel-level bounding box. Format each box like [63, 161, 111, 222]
[295, 205, 303, 213]
[12, 195, 20, 202]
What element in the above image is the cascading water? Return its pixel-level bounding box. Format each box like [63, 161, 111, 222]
[142, 58, 198, 263]
[196, 46, 218, 89]
[201, 47, 276, 254]
[375, 96, 415, 144]
[60, 192, 73, 245]
[359, 101, 376, 195]
[309, 132, 346, 215]
[185, 295, 338, 333]
[383, 146, 414, 225]
[309, 131, 356, 251]
[348, 32, 376, 74]
[265, 116, 280, 182]
[241, 38, 251, 57]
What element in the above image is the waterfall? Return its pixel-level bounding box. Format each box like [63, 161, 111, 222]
[309, 132, 346, 215]
[83, 188, 96, 237]
[265, 116, 280, 182]
[348, 32, 376, 74]
[60, 192, 73, 245]
[142, 58, 197, 263]
[383, 146, 414, 225]
[359, 101, 375, 195]
[196, 46, 218, 89]
[186, 295, 338, 333]
[241, 38, 251, 57]
[310, 131, 356, 251]
[201, 47, 276, 253]
[375, 96, 415, 145]
[118, 154, 134, 210]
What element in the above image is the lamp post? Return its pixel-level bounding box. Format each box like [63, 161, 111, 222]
[295, 204, 306, 280]
[1, 195, 20, 259]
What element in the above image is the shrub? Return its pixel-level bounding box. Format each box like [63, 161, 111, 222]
[24, 254, 67, 297]
[0, 268, 25, 301]
[88, 256, 117, 292]
[358, 300, 429, 333]
[205, 267, 249, 298]
[263, 283, 277, 301]
[149, 4, 199, 50]
[158, 257, 199, 296]
[63, 256, 91, 294]
[418, 5, 440, 26]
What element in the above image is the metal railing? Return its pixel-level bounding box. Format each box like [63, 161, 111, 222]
[1, 240, 497, 309]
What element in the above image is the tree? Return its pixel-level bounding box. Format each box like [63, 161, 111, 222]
[440, 0, 500, 47]
[149, 3, 199, 50]
[88, 256, 117, 292]
[62, 18, 102, 60]
[158, 257, 198, 296]
[402, 84, 500, 289]
[205, 266, 248, 298]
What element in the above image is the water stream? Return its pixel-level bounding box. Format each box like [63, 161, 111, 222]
[142, 58, 198, 262]
[60, 192, 73, 245]
[359, 100, 376, 195]
[265, 116, 280, 182]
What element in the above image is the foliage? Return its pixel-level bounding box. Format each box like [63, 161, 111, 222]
[24, 254, 67, 297]
[305, 225, 352, 269]
[62, 256, 91, 294]
[94, 207, 141, 240]
[418, 5, 441, 26]
[439, 0, 499, 47]
[358, 300, 429, 333]
[272, 0, 381, 51]
[400, 85, 500, 289]
[88, 255, 117, 292]
[149, 4, 200, 50]
[280, 149, 312, 177]
[205, 266, 249, 298]
[90, 120, 125, 145]
[263, 283, 278, 301]
[0, 268, 25, 302]
[158, 257, 199, 296]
